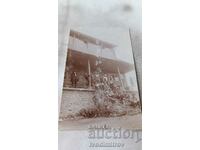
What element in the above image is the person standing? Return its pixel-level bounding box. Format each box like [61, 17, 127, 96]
[71, 71, 78, 88]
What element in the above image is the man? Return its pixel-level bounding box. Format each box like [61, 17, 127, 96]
[84, 73, 89, 87]
[71, 71, 78, 88]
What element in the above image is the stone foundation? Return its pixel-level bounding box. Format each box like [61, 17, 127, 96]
[59, 88, 141, 120]
[59, 88, 95, 119]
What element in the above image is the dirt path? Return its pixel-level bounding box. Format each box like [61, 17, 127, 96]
[59, 113, 142, 130]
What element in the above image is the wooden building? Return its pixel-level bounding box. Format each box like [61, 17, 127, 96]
[59, 30, 137, 119]
[63, 29, 134, 90]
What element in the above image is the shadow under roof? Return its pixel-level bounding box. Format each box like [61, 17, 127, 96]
[70, 29, 117, 49]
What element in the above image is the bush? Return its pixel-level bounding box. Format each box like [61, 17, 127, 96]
[77, 106, 112, 118]
[129, 101, 140, 108]
[78, 108, 97, 118]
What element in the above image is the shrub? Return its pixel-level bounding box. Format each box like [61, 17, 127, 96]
[77, 106, 112, 118]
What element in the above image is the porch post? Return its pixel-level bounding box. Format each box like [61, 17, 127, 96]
[117, 66, 125, 90]
[123, 74, 127, 88]
[88, 60, 92, 89]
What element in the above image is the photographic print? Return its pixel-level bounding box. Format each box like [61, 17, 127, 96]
[59, 29, 141, 129]
[58, 0, 142, 149]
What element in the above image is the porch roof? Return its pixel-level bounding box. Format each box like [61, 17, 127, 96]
[67, 49, 134, 74]
[70, 29, 117, 49]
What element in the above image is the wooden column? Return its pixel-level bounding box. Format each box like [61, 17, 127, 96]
[88, 60, 91, 89]
[123, 74, 127, 88]
[86, 42, 92, 89]
[117, 66, 125, 90]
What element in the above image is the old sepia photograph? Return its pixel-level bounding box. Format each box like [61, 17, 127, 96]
[59, 29, 141, 129]
[58, 0, 142, 149]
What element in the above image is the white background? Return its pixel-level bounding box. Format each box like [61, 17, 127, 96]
[0, 0, 200, 150]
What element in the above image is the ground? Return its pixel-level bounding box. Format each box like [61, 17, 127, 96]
[59, 114, 142, 150]
[59, 113, 142, 130]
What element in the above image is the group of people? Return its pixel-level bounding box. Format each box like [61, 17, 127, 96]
[70, 71, 90, 88]
[70, 70, 137, 106]
[70, 71, 121, 90]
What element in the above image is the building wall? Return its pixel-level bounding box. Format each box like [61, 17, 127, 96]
[59, 89, 95, 119]
[68, 36, 116, 60]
